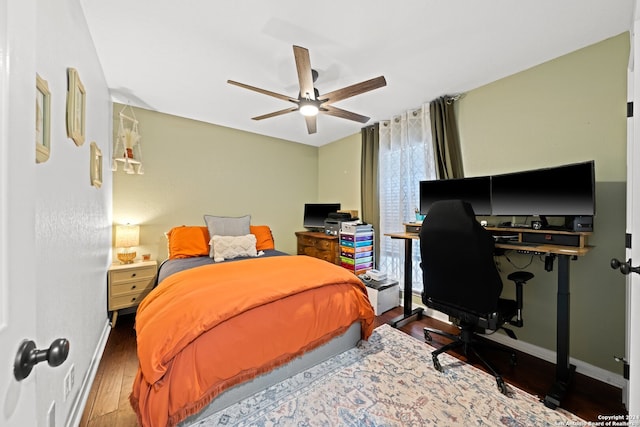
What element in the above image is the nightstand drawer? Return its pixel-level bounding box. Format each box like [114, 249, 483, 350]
[110, 266, 156, 283]
[107, 260, 158, 326]
[110, 290, 152, 310]
[110, 279, 154, 297]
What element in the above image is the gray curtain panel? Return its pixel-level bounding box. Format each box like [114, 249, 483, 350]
[361, 123, 381, 267]
[430, 96, 464, 179]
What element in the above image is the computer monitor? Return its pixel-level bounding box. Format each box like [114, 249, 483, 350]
[490, 160, 595, 217]
[303, 203, 341, 230]
[419, 176, 492, 216]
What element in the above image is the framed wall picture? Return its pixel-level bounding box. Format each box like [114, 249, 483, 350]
[66, 67, 86, 146]
[90, 141, 102, 188]
[36, 74, 51, 163]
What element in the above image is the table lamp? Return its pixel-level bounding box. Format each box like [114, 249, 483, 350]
[115, 224, 139, 264]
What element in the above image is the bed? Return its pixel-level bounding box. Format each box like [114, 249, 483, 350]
[129, 221, 376, 427]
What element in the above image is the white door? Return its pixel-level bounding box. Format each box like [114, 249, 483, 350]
[624, 9, 640, 417]
[0, 0, 38, 425]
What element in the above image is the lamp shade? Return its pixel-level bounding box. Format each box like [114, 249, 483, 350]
[115, 224, 140, 248]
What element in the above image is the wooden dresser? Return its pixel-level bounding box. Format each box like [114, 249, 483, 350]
[107, 259, 157, 326]
[295, 231, 340, 265]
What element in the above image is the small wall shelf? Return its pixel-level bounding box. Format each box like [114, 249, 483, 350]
[112, 105, 144, 175]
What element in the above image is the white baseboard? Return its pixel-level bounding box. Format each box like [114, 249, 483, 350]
[485, 331, 626, 389]
[421, 306, 626, 389]
[65, 318, 111, 427]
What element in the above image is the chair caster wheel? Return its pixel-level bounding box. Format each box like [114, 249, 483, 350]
[432, 354, 443, 372]
[424, 331, 432, 343]
[497, 376, 508, 395]
[543, 396, 558, 410]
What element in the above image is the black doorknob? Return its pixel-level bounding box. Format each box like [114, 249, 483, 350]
[611, 258, 640, 276]
[14, 338, 69, 381]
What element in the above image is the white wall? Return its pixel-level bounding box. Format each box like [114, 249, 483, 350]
[35, 0, 112, 425]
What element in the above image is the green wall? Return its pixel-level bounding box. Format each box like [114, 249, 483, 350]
[319, 33, 630, 375]
[112, 106, 319, 259]
[318, 133, 362, 214]
[458, 35, 627, 181]
[456, 33, 629, 375]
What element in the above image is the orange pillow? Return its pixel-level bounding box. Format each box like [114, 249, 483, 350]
[250, 225, 275, 251]
[167, 226, 210, 259]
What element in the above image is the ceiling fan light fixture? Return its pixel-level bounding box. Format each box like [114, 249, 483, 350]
[299, 100, 319, 117]
[229, 46, 387, 134]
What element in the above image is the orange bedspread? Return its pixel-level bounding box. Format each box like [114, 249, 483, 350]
[130, 255, 375, 427]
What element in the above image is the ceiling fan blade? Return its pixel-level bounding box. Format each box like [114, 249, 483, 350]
[227, 80, 297, 103]
[293, 45, 315, 100]
[319, 76, 387, 104]
[304, 115, 317, 134]
[252, 106, 299, 121]
[322, 105, 370, 123]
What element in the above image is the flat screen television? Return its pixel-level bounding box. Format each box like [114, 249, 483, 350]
[303, 203, 341, 230]
[419, 176, 492, 215]
[490, 160, 595, 217]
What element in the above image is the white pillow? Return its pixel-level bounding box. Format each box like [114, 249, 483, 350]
[210, 234, 258, 262]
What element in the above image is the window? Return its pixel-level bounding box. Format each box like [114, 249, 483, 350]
[378, 106, 436, 293]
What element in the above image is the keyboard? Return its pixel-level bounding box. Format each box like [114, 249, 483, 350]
[493, 236, 518, 243]
[495, 240, 540, 247]
[514, 241, 541, 247]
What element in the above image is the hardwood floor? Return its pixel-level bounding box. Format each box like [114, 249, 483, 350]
[80, 308, 627, 426]
[80, 315, 139, 427]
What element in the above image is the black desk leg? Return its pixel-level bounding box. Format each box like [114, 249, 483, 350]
[389, 237, 424, 328]
[543, 254, 576, 409]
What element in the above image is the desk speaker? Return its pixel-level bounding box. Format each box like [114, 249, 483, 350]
[521, 232, 581, 247]
[568, 216, 593, 232]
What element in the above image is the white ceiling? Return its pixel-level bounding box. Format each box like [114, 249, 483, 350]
[80, 0, 635, 147]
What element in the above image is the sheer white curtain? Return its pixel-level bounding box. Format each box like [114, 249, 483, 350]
[378, 105, 436, 292]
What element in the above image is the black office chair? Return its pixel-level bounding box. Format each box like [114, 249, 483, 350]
[419, 199, 534, 394]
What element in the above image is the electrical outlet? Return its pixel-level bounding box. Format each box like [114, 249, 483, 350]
[47, 401, 55, 427]
[63, 372, 68, 401]
[63, 364, 75, 401]
[69, 364, 75, 391]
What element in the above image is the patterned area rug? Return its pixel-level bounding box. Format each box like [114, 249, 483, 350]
[193, 324, 584, 426]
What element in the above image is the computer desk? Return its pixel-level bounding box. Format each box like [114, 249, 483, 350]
[385, 228, 593, 410]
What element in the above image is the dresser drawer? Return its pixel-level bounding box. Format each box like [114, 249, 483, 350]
[110, 265, 156, 283]
[314, 249, 336, 263]
[295, 231, 339, 265]
[300, 245, 330, 260]
[300, 235, 333, 250]
[313, 238, 333, 251]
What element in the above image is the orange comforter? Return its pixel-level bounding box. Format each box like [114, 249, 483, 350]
[130, 255, 375, 427]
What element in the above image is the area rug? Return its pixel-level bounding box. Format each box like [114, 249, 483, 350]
[192, 324, 584, 426]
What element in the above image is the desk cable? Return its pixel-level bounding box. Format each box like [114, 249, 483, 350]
[499, 251, 536, 270]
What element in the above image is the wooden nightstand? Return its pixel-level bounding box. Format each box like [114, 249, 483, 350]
[295, 231, 340, 265]
[108, 260, 157, 326]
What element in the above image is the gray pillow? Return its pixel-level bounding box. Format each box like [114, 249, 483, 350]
[203, 214, 251, 238]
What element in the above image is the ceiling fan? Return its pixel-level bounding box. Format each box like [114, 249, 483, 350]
[227, 45, 387, 134]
